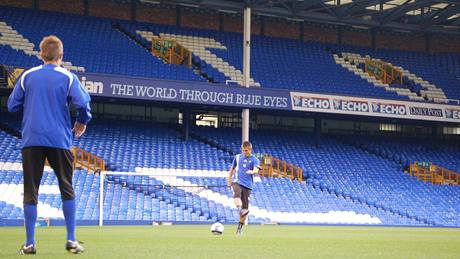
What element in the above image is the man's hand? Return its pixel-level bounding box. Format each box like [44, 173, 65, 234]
[73, 122, 86, 138]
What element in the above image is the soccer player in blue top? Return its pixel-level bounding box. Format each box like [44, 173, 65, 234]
[8, 35, 91, 255]
[227, 141, 260, 235]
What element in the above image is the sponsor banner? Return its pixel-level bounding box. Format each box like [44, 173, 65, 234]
[293, 96, 331, 110]
[409, 106, 443, 117]
[445, 108, 460, 120]
[291, 92, 460, 123]
[74, 72, 460, 123]
[77, 73, 291, 110]
[371, 102, 407, 116]
[334, 99, 369, 113]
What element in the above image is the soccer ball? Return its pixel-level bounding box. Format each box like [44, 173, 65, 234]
[210, 222, 224, 235]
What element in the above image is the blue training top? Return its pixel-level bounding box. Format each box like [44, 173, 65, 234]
[7, 64, 92, 150]
[231, 154, 261, 190]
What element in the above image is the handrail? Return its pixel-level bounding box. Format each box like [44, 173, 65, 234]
[409, 162, 459, 185]
[0, 65, 24, 88]
[365, 59, 403, 85]
[72, 147, 105, 173]
[257, 154, 302, 182]
[151, 37, 192, 68]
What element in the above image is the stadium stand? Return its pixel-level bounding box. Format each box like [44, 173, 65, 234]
[333, 47, 459, 103]
[126, 21, 460, 103]
[0, 119, 446, 226]
[0, 4, 459, 228]
[72, 119, 230, 172]
[1, 6, 459, 103]
[0, 6, 203, 81]
[131, 23, 411, 100]
[336, 135, 460, 174]
[189, 125, 460, 227]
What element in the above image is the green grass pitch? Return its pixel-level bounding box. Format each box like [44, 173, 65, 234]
[0, 225, 459, 258]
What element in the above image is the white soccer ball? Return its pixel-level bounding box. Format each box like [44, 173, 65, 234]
[210, 222, 224, 235]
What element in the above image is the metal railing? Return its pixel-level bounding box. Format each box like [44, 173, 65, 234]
[409, 162, 459, 185]
[0, 65, 24, 88]
[151, 37, 192, 68]
[365, 59, 403, 85]
[72, 147, 105, 173]
[258, 154, 303, 182]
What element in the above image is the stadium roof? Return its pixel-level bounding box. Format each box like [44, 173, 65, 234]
[139, 0, 460, 35]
